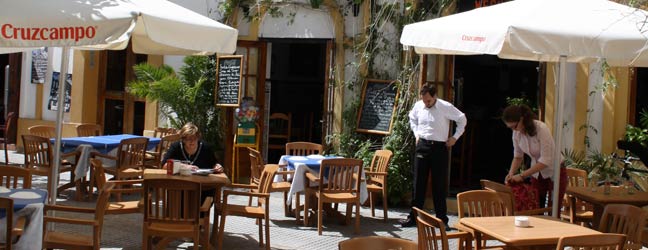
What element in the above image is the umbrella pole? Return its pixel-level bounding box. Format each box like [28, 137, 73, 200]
[49, 47, 71, 205]
[551, 56, 567, 217]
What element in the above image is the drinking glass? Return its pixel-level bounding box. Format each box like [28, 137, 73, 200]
[625, 179, 635, 195]
[589, 177, 598, 192]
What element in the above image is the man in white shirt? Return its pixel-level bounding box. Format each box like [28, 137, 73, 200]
[401, 83, 467, 229]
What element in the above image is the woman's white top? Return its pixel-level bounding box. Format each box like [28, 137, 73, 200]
[512, 120, 558, 180]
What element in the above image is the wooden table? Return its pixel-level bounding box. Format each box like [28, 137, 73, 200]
[143, 169, 230, 247]
[566, 186, 648, 229]
[459, 216, 601, 250]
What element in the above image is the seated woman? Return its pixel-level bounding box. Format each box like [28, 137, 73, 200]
[162, 122, 224, 173]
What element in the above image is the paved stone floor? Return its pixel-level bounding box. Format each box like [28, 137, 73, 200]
[2, 149, 465, 250]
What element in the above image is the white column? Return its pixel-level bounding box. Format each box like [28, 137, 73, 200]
[586, 62, 604, 153]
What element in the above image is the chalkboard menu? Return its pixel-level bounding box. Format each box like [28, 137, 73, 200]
[356, 79, 399, 134]
[215, 55, 243, 107]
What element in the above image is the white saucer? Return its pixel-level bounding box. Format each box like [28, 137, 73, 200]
[10, 191, 41, 199]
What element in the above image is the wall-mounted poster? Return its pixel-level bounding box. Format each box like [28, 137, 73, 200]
[48, 72, 72, 112]
[31, 48, 48, 84]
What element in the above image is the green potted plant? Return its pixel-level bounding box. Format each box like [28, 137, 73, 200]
[563, 149, 622, 194]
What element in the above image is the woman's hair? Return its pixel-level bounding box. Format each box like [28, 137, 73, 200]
[502, 104, 537, 136]
[179, 123, 201, 139]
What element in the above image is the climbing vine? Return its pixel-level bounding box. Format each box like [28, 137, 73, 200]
[216, 0, 453, 205]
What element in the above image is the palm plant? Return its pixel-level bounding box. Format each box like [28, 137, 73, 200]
[127, 56, 225, 155]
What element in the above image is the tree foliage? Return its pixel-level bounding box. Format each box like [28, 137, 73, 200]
[127, 56, 226, 156]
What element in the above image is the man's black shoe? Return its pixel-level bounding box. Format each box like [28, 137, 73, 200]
[400, 218, 416, 227]
[444, 223, 456, 231]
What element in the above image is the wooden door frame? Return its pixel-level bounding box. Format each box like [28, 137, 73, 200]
[97, 45, 146, 134]
[224, 40, 267, 178]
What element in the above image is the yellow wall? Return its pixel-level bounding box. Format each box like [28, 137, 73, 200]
[16, 51, 160, 150]
[603, 67, 630, 154]
[544, 63, 631, 154]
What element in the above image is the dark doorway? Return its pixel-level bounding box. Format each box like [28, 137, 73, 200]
[0, 55, 8, 121]
[266, 39, 327, 162]
[635, 68, 648, 124]
[453, 55, 540, 189]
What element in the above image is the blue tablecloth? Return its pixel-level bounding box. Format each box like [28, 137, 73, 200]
[0, 188, 47, 250]
[0, 188, 47, 218]
[53, 134, 161, 154]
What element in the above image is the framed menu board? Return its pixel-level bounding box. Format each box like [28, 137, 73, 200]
[215, 55, 243, 107]
[356, 79, 399, 134]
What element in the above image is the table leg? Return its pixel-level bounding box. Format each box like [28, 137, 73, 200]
[210, 185, 223, 248]
[591, 205, 604, 229]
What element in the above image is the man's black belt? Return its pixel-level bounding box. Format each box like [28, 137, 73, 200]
[419, 138, 445, 145]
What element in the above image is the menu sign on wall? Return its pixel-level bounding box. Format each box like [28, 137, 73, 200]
[215, 55, 243, 107]
[356, 79, 399, 134]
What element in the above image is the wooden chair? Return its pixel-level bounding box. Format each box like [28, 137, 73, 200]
[248, 147, 291, 216]
[365, 149, 393, 222]
[338, 236, 417, 250]
[561, 167, 593, 226]
[480, 179, 552, 216]
[0, 165, 31, 239]
[91, 137, 148, 200]
[556, 233, 626, 250]
[90, 159, 142, 214]
[598, 204, 648, 250]
[218, 164, 278, 250]
[0, 197, 13, 250]
[145, 134, 181, 168]
[0, 112, 16, 165]
[22, 134, 78, 200]
[153, 127, 176, 138]
[414, 207, 472, 250]
[457, 189, 511, 249]
[0, 165, 31, 189]
[285, 141, 324, 156]
[76, 123, 102, 137]
[142, 179, 210, 250]
[304, 158, 363, 235]
[286, 141, 324, 222]
[27, 125, 55, 138]
[42, 182, 114, 250]
[268, 112, 291, 154]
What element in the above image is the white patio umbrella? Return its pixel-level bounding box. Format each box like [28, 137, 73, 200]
[400, 0, 648, 216]
[0, 0, 238, 203]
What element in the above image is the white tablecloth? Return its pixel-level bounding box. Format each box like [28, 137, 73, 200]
[0, 193, 45, 250]
[276, 155, 367, 206]
[73, 144, 118, 181]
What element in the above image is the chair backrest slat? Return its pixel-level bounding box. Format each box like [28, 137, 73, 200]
[22, 135, 53, 169]
[76, 123, 102, 137]
[319, 158, 363, 193]
[143, 179, 201, 225]
[248, 147, 264, 185]
[457, 189, 511, 218]
[599, 204, 647, 250]
[0, 197, 13, 250]
[0, 165, 31, 188]
[117, 137, 148, 169]
[414, 207, 449, 250]
[285, 142, 323, 156]
[368, 150, 393, 185]
[556, 233, 626, 250]
[28, 125, 56, 138]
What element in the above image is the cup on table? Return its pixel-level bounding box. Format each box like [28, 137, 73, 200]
[172, 160, 182, 174]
